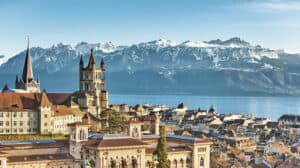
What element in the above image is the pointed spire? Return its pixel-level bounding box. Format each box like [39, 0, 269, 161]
[40, 89, 52, 107]
[1, 84, 10, 93]
[86, 48, 95, 69]
[15, 75, 18, 83]
[100, 57, 105, 70]
[22, 37, 34, 82]
[37, 73, 39, 83]
[80, 55, 83, 66]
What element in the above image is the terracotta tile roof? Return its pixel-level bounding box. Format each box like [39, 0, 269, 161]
[0, 140, 69, 151]
[0, 92, 71, 111]
[82, 112, 101, 121]
[40, 90, 52, 106]
[54, 105, 84, 116]
[139, 115, 157, 122]
[146, 146, 192, 154]
[7, 153, 73, 163]
[85, 136, 147, 149]
[67, 122, 89, 127]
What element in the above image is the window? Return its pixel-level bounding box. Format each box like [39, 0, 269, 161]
[19, 128, 23, 132]
[28, 113, 30, 117]
[20, 113, 23, 118]
[0, 112, 3, 117]
[6, 121, 9, 126]
[44, 122, 47, 126]
[0, 121, 2, 126]
[6, 129, 9, 133]
[20, 121, 23, 126]
[13, 113, 17, 118]
[13, 129, 17, 133]
[0, 129, 3, 133]
[198, 147, 206, 152]
[6, 113, 9, 117]
[27, 121, 30, 126]
[44, 114, 48, 118]
[14, 121, 17, 126]
[200, 157, 204, 167]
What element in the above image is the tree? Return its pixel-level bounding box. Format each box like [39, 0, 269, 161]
[155, 126, 168, 168]
[100, 109, 122, 133]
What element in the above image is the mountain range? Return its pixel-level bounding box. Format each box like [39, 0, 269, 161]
[1, 37, 300, 95]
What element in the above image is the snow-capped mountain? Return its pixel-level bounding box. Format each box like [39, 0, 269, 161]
[0, 55, 8, 65]
[1, 37, 300, 95]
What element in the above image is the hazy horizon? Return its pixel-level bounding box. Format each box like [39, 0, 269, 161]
[1, 0, 300, 57]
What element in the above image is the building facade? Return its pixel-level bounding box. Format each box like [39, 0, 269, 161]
[68, 122, 212, 168]
[0, 41, 110, 135]
[72, 48, 108, 118]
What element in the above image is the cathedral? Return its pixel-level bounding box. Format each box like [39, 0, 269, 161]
[72, 48, 108, 117]
[15, 38, 40, 93]
[0, 40, 109, 135]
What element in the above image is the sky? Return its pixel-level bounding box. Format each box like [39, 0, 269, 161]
[0, 0, 300, 57]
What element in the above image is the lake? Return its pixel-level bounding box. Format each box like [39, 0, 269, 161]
[110, 94, 300, 120]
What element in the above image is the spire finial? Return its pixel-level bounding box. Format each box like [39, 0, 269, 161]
[27, 36, 29, 49]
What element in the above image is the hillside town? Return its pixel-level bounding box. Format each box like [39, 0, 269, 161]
[0, 41, 299, 168]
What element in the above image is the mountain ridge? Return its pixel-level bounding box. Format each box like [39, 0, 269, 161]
[1, 37, 300, 96]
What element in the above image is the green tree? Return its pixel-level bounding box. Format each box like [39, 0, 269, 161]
[155, 126, 168, 168]
[100, 109, 122, 133]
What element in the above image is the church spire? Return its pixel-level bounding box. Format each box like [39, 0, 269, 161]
[86, 48, 95, 69]
[22, 37, 34, 82]
[100, 57, 105, 70]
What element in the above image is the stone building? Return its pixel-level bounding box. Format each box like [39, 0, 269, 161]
[68, 121, 212, 168]
[0, 41, 111, 135]
[72, 48, 108, 118]
[0, 90, 83, 135]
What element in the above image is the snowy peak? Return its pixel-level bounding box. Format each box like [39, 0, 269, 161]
[74, 41, 122, 54]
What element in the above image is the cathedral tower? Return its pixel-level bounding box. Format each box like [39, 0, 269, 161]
[74, 48, 108, 117]
[15, 38, 40, 93]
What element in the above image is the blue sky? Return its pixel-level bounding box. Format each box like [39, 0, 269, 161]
[1, 0, 300, 57]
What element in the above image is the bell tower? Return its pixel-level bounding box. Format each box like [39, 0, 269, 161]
[74, 48, 108, 117]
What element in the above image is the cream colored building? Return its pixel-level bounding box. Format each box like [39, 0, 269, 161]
[69, 121, 212, 168]
[0, 90, 84, 135]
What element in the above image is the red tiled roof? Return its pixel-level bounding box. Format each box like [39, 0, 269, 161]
[0, 92, 71, 111]
[85, 138, 147, 149]
[7, 153, 73, 163]
[139, 115, 157, 122]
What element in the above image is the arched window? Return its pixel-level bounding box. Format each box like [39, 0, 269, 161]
[121, 159, 127, 168]
[186, 158, 191, 168]
[200, 157, 204, 167]
[110, 159, 116, 168]
[132, 158, 137, 168]
[146, 161, 151, 168]
[180, 159, 184, 168]
[173, 159, 178, 168]
[90, 159, 95, 168]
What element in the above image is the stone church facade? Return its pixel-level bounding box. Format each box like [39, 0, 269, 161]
[0, 40, 108, 135]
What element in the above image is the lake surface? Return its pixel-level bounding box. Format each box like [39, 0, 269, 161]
[110, 94, 300, 120]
